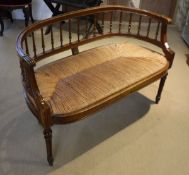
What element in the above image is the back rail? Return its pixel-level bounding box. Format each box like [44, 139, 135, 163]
[17, 6, 171, 64]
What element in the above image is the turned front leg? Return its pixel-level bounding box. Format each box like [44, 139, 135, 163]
[43, 128, 54, 166]
[155, 73, 168, 104]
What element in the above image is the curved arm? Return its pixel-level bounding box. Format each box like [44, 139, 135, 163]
[16, 31, 36, 66]
[160, 22, 175, 68]
[19, 58, 53, 127]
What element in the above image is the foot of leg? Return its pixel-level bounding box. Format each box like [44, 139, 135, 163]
[155, 73, 168, 104]
[43, 128, 54, 166]
[45, 25, 52, 35]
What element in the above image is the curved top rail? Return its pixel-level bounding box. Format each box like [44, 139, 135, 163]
[20, 5, 172, 33]
[16, 5, 172, 66]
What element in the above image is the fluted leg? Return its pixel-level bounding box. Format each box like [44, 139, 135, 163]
[155, 73, 168, 104]
[43, 128, 54, 166]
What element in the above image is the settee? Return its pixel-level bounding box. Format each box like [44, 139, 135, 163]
[16, 5, 175, 165]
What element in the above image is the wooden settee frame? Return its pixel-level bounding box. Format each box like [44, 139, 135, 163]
[16, 5, 175, 166]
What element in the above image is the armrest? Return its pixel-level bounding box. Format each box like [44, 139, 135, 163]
[160, 22, 175, 68]
[16, 32, 36, 67]
[19, 58, 53, 127]
[162, 45, 175, 68]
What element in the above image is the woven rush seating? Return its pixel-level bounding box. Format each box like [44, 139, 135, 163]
[35, 43, 168, 118]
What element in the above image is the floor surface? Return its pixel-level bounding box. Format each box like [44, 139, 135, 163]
[0, 21, 189, 175]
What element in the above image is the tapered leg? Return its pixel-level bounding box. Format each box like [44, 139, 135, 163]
[23, 7, 30, 27]
[96, 22, 103, 34]
[155, 73, 168, 104]
[45, 25, 52, 35]
[45, 3, 60, 35]
[0, 18, 4, 36]
[29, 4, 34, 23]
[84, 22, 93, 38]
[7, 10, 13, 23]
[71, 47, 79, 55]
[88, 16, 103, 34]
[43, 128, 54, 166]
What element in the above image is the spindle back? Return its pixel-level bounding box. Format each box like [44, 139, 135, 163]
[17, 5, 172, 67]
